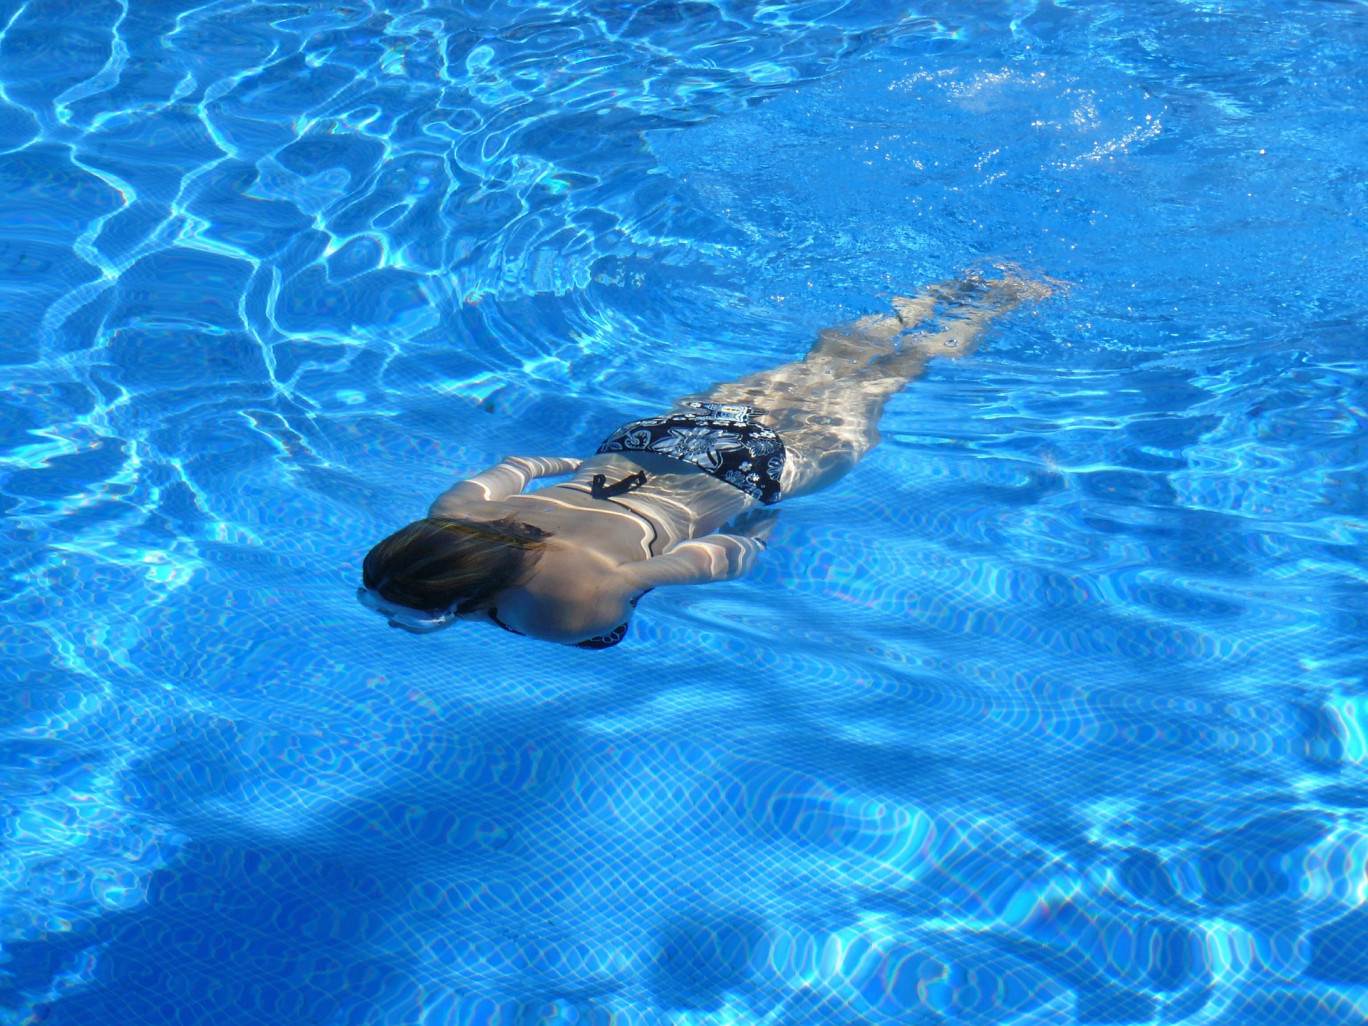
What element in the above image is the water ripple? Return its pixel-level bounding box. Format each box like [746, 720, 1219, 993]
[3, 1, 1368, 1024]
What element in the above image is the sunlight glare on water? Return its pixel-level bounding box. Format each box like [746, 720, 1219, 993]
[1, 1, 1366, 1024]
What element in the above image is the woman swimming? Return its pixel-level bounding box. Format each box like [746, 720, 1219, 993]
[358, 275, 1044, 647]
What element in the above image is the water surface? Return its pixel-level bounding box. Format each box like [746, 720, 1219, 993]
[2, 2, 1366, 1024]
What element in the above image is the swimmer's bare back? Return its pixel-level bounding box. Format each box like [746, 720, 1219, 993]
[365, 274, 1050, 646]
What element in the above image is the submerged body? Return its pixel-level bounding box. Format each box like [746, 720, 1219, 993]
[360, 276, 1045, 646]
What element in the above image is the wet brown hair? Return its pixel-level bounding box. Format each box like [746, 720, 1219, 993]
[361, 516, 551, 614]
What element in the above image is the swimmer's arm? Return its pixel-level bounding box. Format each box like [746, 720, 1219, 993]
[623, 533, 768, 589]
[430, 456, 582, 513]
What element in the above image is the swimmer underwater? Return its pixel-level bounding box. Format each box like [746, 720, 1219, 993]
[358, 275, 1050, 648]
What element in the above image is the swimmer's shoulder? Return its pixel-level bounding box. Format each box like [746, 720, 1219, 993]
[428, 487, 509, 519]
[499, 539, 641, 643]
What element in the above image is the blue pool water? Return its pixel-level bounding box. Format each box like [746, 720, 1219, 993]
[2, 1, 1366, 1023]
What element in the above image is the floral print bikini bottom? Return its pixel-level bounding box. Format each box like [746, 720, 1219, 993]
[595, 401, 787, 505]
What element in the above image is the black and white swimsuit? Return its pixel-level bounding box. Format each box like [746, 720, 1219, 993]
[595, 402, 786, 505]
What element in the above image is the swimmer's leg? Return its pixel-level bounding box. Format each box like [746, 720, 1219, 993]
[805, 312, 908, 363]
[883, 273, 1035, 363]
[779, 275, 1041, 498]
[802, 275, 1007, 366]
[688, 274, 1046, 498]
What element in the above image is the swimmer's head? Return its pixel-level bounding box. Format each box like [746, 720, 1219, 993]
[359, 515, 551, 630]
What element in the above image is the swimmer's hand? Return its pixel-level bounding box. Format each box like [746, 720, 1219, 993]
[725, 507, 780, 546]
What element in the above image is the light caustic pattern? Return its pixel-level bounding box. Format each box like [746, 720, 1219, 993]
[2, 1, 1368, 1025]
